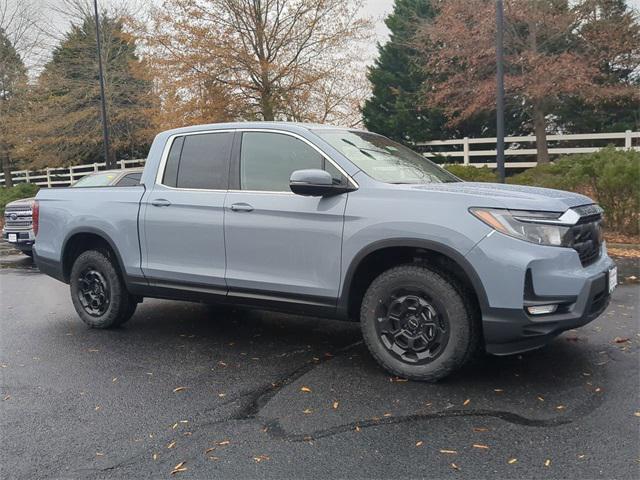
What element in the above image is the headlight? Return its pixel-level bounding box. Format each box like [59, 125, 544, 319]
[470, 208, 570, 246]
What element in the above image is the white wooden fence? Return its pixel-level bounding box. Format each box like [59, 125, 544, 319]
[0, 158, 146, 187]
[416, 130, 639, 168]
[1, 130, 638, 187]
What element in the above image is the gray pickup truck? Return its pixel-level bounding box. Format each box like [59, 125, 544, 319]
[33, 122, 617, 381]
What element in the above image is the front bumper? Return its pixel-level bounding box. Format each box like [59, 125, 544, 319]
[2, 228, 35, 251]
[466, 231, 615, 355]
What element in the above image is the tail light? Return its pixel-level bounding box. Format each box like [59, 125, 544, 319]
[32, 200, 39, 237]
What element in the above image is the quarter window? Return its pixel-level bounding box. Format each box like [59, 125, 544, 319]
[240, 132, 324, 192]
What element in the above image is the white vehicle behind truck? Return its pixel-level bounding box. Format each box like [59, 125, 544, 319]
[2, 168, 143, 256]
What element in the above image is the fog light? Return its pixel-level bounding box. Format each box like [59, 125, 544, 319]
[527, 304, 558, 315]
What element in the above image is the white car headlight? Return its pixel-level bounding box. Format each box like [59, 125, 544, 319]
[470, 208, 571, 246]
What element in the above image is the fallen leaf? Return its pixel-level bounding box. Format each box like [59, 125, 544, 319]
[440, 449, 457, 454]
[172, 422, 178, 429]
[218, 393, 226, 397]
[300, 386, 312, 393]
[463, 399, 471, 406]
[416, 441, 423, 447]
[544, 459, 551, 467]
[170, 461, 187, 474]
[390, 377, 408, 383]
[253, 454, 270, 463]
[173, 387, 187, 393]
[205, 447, 215, 453]
[508, 458, 517, 464]
[112, 377, 118, 383]
[3, 395, 10, 401]
[634, 412, 640, 417]
[332, 401, 339, 410]
[167, 441, 176, 449]
[473, 444, 489, 450]
[383, 413, 392, 417]
[614, 337, 630, 343]
[355, 425, 361, 432]
[218, 361, 227, 367]
[473, 427, 489, 432]
[303, 408, 312, 414]
[537, 396, 545, 402]
[217, 440, 230, 446]
[595, 387, 602, 393]
[95, 405, 101, 411]
[556, 405, 566, 410]
[96, 452, 104, 456]
[578, 454, 586, 459]
[494, 389, 504, 393]
[451, 463, 460, 471]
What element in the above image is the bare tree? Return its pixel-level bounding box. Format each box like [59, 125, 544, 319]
[134, 0, 373, 127]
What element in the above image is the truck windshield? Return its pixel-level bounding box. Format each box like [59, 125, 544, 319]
[72, 172, 119, 187]
[314, 130, 460, 184]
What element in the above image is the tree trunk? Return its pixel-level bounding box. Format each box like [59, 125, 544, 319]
[533, 102, 550, 164]
[1, 149, 14, 187]
[261, 90, 275, 121]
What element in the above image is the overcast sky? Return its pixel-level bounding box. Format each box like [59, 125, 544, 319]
[5, 0, 640, 74]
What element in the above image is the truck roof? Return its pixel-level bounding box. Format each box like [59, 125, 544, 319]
[160, 121, 363, 137]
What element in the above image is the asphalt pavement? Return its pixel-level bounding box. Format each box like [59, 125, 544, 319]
[1, 249, 638, 479]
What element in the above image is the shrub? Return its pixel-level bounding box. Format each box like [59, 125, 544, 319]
[510, 147, 640, 235]
[444, 164, 498, 182]
[0, 183, 40, 215]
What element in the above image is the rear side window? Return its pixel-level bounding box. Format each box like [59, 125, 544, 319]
[162, 133, 233, 189]
[240, 132, 323, 191]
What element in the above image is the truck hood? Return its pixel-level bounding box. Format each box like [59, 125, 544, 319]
[404, 182, 593, 212]
[5, 197, 35, 209]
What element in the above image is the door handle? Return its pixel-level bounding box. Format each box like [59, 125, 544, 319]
[151, 199, 171, 207]
[230, 203, 254, 212]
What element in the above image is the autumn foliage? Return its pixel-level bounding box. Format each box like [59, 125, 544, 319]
[134, 0, 373, 129]
[414, 0, 640, 163]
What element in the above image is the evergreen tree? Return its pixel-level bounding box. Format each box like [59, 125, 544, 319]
[0, 27, 28, 186]
[23, 15, 156, 167]
[363, 0, 510, 144]
[554, 0, 640, 133]
[362, 0, 448, 143]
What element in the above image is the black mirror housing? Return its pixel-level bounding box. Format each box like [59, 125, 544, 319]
[289, 169, 354, 196]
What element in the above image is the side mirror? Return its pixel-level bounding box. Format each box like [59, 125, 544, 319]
[289, 169, 354, 197]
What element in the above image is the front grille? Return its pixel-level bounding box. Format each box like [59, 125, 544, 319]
[4, 207, 33, 229]
[565, 215, 602, 267]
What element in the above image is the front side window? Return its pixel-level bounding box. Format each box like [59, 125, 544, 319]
[315, 130, 460, 184]
[162, 132, 233, 189]
[240, 132, 324, 192]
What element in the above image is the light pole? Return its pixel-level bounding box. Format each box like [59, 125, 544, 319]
[93, 0, 114, 169]
[496, 0, 506, 183]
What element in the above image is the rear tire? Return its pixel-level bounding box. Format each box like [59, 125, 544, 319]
[360, 264, 477, 382]
[70, 250, 136, 328]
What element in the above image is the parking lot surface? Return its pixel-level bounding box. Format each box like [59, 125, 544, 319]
[1, 251, 638, 479]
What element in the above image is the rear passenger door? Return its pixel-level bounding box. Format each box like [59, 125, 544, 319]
[224, 130, 350, 309]
[140, 131, 234, 294]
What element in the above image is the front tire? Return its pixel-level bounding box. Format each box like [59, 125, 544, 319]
[70, 250, 136, 328]
[360, 265, 477, 382]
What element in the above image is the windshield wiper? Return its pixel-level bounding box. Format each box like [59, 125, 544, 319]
[340, 138, 379, 159]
